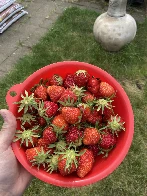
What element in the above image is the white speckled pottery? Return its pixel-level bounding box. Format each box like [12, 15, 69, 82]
[93, 0, 137, 52]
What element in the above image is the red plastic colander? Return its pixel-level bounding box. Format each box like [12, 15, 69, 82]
[6, 61, 134, 187]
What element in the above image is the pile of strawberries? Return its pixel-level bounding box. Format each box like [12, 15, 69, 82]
[14, 69, 125, 178]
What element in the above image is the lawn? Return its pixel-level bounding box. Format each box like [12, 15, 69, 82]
[0, 7, 147, 196]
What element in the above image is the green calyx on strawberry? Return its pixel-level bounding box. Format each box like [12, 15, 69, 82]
[49, 140, 67, 152]
[46, 154, 59, 173]
[15, 90, 38, 113]
[27, 147, 49, 169]
[98, 146, 114, 158]
[60, 149, 79, 169]
[57, 145, 83, 175]
[13, 125, 40, 147]
[70, 85, 85, 101]
[58, 96, 76, 107]
[17, 113, 36, 128]
[56, 140, 67, 151]
[107, 115, 125, 136]
[51, 124, 67, 138]
[37, 101, 51, 125]
[78, 102, 92, 111]
[37, 101, 47, 117]
[94, 98, 114, 114]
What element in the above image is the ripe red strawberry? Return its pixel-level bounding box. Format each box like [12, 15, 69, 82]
[52, 114, 69, 132]
[83, 127, 100, 145]
[102, 107, 114, 122]
[58, 149, 79, 176]
[44, 101, 58, 118]
[87, 76, 101, 95]
[99, 82, 115, 98]
[58, 89, 77, 106]
[61, 107, 81, 124]
[82, 91, 95, 103]
[47, 85, 65, 102]
[43, 126, 57, 144]
[37, 138, 49, 147]
[107, 115, 125, 136]
[99, 130, 117, 150]
[31, 79, 48, 101]
[87, 144, 99, 158]
[37, 138, 55, 154]
[87, 109, 102, 125]
[63, 73, 75, 88]
[74, 70, 90, 87]
[65, 126, 83, 146]
[77, 103, 91, 122]
[26, 147, 42, 162]
[49, 74, 63, 86]
[25, 146, 48, 169]
[13, 126, 40, 148]
[34, 85, 48, 101]
[37, 116, 47, 127]
[77, 148, 94, 178]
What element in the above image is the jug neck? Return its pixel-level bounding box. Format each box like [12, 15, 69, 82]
[107, 0, 127, 17]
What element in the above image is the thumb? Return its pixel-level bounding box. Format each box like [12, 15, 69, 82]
[0, 109, 17, 152]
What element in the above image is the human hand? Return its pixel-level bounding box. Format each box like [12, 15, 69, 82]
[0, 109, 32, 196]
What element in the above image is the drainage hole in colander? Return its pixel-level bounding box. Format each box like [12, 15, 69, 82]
[10, 91, 17, 97]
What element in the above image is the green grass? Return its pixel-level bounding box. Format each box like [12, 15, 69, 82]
[0, 7, 147, 196]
